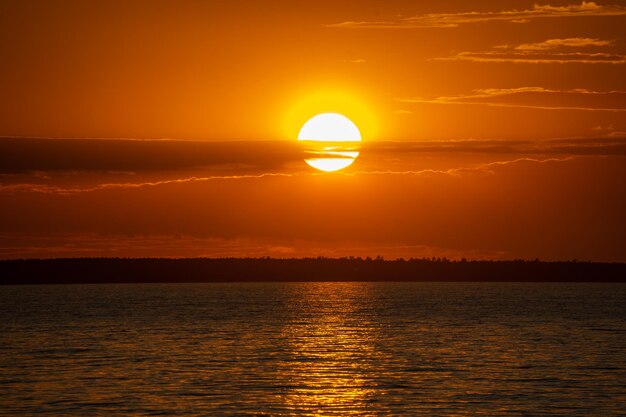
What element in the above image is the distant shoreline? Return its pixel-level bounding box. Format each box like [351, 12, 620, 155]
[1, 258, 625, 284]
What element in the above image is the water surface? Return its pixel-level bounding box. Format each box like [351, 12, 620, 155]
[1, 283, 625, 415]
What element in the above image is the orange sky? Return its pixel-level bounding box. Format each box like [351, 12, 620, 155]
[1, 1, 625, 260]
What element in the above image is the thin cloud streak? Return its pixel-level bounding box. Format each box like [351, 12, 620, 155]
[0, 173, 296, 195]
[512, 37, 612, 50]
[437, 37, 623, 64]
[328, 2, 626, 29]
[350, 157, 576, 177]
[0, 158, 577, 195]
[434, 51, 626, 65]
[362, 137, 626, 156]
[0, 233, 511, 260]
[399, 87, 626, 112]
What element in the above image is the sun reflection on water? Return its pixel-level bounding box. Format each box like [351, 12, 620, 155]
[279, 283, 382, 415]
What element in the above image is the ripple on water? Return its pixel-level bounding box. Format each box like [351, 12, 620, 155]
[1, 282, 625, 416]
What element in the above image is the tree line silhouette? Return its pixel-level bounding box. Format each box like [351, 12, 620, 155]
[1, 257, 624, 284]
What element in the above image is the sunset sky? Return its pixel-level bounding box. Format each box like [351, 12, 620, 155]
[1, 0, 625, 260]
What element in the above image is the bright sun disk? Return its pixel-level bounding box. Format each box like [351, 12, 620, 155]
[298, 113, 361, 172]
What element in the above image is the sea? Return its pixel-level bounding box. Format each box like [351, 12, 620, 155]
[1, 283, 625, 416]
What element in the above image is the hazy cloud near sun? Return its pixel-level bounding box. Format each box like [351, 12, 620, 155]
[328, 1, 626, 29]
[2, 136, 626, 175]
[1, 137, 626, 195]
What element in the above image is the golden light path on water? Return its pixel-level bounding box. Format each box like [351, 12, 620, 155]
[298, 113, 362, 172]
[279, 283, 379, 413]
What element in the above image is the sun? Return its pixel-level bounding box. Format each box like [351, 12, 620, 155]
[298, 113, 361, 172]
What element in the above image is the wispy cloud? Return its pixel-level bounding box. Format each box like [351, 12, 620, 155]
[328, 2, 626, 29]
[0, 233, 512, 260]
[435, 36, 624, 64]
[0, 173, 296, 195]
[364, 137, 626, 155]
[0, 156, 582, 195]
[350, 157, 576, 178]
[512, 37, 612, 51]
[399, 87, 626, 112]
[437, 50, 625, 65]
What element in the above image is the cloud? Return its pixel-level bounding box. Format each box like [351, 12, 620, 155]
[513, 37, 612, 51]
[0, 173, 296, 195]
[0, 233, 512, 260]
[350, 157, 577, 178]
[363, 136, 626, 155]
[0, 234, 308, 259]
[436, 36, 624, 64]
[0, 138, 303, 173]
[2, 154, 624, 262]
[0, 155, 574, 196]
[0, 153, 604, 196]
[2, 136, 625, 195]
[328, 2, 626, 29]
[398, 87, 626, 112]
[435, 51, 625, 65]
